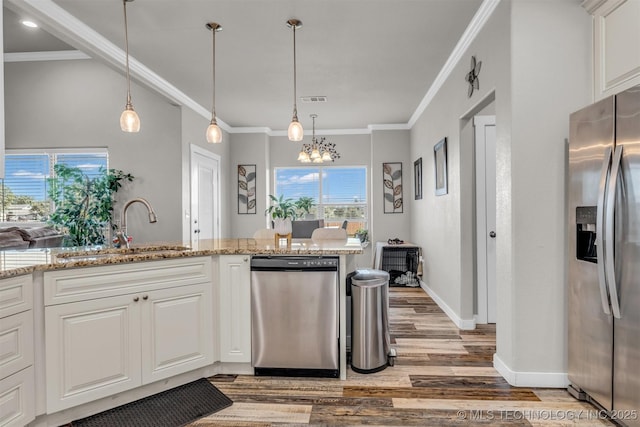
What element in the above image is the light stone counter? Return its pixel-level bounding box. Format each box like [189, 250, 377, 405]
[0, 237, 363, 279]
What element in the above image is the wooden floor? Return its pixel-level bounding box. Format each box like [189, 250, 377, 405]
[191, 287, 612, 426]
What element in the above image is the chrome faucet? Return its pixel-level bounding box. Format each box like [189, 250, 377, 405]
[115, 198, 158, 248]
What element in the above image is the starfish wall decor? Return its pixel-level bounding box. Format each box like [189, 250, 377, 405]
[465, 55, 482, 97]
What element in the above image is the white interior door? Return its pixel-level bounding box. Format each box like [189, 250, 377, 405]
[474, 115, 496, 324]
[190, 145, 220, 247]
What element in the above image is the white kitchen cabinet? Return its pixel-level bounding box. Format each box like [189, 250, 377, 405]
[43, 257, 214, 413]
[218, 255, 251, 363]
[0, 274, 35, 427]
[584, 0, 640, 99]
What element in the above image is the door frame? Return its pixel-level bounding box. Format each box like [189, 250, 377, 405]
[189, 144, 221, 246]
[474, 115, 496, 324]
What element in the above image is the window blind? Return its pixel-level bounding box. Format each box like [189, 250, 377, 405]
[1, 151, 108, 222]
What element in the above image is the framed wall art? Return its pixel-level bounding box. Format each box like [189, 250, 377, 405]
[383, 162, 403, 213]
[238, 164, 256, 214]
[434, 137, 448, 196]
[414, 157, 422, 200]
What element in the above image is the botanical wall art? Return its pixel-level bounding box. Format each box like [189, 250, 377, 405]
[434, 137, 448, 196]
[238, 164, 256, 214]
[414, 157, 422, 200]
[383, 162, 403, 213]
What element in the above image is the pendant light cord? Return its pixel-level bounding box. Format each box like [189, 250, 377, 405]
[211, 27, 216, 121]
[292, 24, 298, 118]
[123, 0, 132, 106]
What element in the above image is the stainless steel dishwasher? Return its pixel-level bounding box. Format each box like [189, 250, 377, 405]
[251, 255, 339, 378]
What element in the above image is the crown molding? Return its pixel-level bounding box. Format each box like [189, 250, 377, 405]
[4, 50, 90, 62]
[229, 127, 274, 135]
[581, 0, 609, 14]
[6, 0, 498, 137]
[368, 124, 411, 131]
[408, 0, 501, 128]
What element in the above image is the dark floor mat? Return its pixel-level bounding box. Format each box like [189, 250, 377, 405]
[72, 378, 233, 427]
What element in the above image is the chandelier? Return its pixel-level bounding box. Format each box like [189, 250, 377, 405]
[297, 114, 340, 163]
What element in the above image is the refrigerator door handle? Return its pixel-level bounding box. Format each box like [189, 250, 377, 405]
[605, 145, 623, 319]
[596, 146, 612, 315]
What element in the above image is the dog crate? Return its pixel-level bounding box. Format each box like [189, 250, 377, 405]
[380, 246, 420, 287]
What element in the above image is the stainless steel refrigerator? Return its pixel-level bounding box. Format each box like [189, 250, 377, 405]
[568, 84, 640, 426]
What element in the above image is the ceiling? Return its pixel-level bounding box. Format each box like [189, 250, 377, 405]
[3, 0, 484, 133]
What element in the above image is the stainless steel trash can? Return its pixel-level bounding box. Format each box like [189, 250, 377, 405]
[350, 269, 396, 373]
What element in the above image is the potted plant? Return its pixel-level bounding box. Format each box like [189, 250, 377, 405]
[265, 194, 297, 235]
[355, 228, 369, 244]
[47, 164, 134, 246]
[294, 196, 315, 219]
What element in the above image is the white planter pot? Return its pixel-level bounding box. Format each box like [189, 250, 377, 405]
[273, 217, 292, 235]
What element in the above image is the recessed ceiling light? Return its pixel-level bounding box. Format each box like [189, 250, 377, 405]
[21, 20, 38, 28]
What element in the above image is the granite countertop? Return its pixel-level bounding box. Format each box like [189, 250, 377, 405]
[0, 238, 364, 279]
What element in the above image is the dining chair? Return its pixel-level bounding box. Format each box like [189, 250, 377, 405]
[311, 228, 347, 240]
[253, 228, 277, 239]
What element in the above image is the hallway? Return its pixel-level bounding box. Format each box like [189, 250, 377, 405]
[194, 287, 612, 426]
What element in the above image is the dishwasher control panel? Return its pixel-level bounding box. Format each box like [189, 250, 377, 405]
[299, 259, 338, 267]
[251, 256, 339, 270]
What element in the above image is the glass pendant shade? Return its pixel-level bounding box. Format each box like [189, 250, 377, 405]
[206, 119, 222, 143]
[310, 147, 321, 160]
[120, 104, 140, 132]
[312, 156, 323, 163]
[321, 151, 332, 162]
[297, 150, 307, 162]
[288, 118, 304, 141]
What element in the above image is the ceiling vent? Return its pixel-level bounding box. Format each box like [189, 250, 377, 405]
[301, 96, 327, 103]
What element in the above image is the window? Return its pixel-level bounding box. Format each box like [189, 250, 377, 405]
[274, 166, 367, 235]
[1, 149, 108, 223]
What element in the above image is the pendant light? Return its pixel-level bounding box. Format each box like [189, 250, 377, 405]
[297, 114, 340, 164]
[120, 0, 140, 133]
[205, 22, 223, 143]
[287, 19, 303, 141]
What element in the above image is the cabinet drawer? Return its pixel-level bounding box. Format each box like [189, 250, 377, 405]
[0, 311, 34, 380]
[0, 275, 33, 319]
[0, 366, 35, 427]
[44, 257, 213, 305]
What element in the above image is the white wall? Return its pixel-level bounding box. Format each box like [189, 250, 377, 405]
[1, 6, 5, 179]
[370, 129, 412, 246]
[410, 0, 593, 384]
[502, 0, 592, 381]
[4, 59, 184, 244]
[229, 132, 270, 237]
[180, 107, 231, 241]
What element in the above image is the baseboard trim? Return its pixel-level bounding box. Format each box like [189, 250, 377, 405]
[493, 354, 569, 388]
[419, 280, 476, 330]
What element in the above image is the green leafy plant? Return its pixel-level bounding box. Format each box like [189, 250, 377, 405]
[47, 164, 134, 246]
[294, 196, 315, 216]
[355, 228, 369, 243]
[265, 194, 298, 220]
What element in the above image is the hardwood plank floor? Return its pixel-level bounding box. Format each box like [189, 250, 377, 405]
[191, 287, 613, 426]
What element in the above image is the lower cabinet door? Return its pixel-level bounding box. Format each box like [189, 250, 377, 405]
[0, 366, 35, 427]
[218, 256, 251, 363]
[45, 294, 142, 413]
[141, 283, 214, 384]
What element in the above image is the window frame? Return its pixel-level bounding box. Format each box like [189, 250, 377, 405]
[273, 165, 368, 233]
[1, 148, 109, 225]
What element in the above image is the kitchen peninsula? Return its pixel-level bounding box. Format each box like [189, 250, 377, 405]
[0, 238, 362, 427]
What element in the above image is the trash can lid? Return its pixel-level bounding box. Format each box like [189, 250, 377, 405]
[351, 268, 389, 287]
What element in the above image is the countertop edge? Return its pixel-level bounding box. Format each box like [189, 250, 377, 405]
[0, 239, 364, 279]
